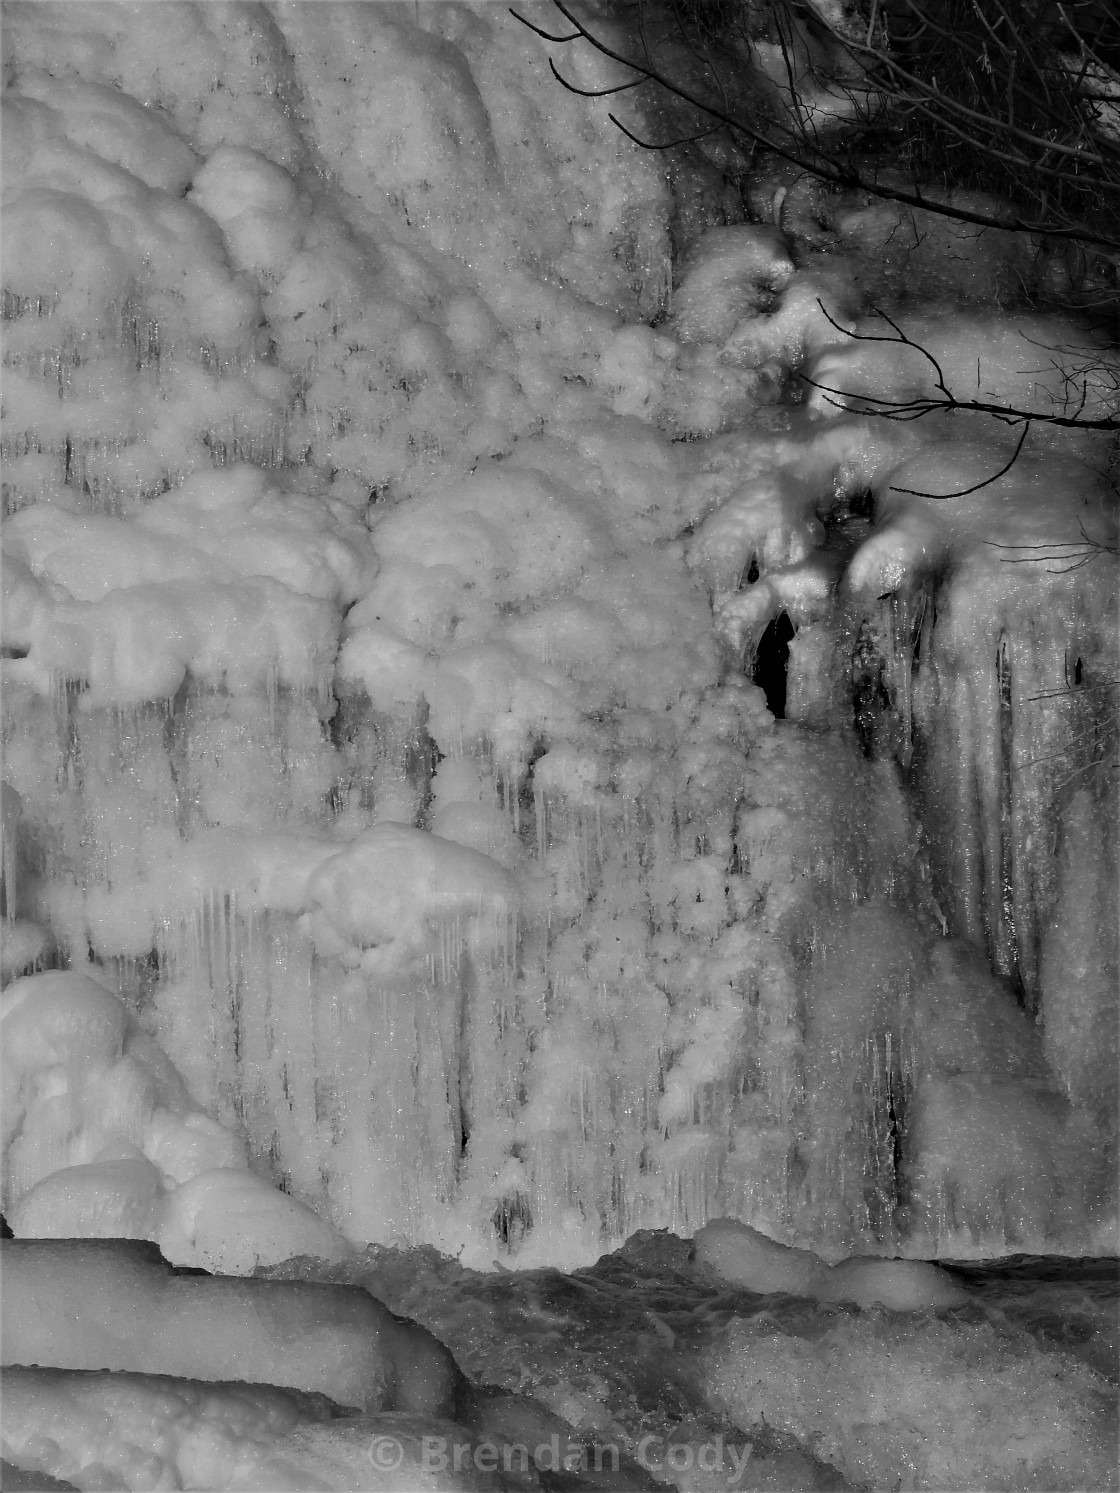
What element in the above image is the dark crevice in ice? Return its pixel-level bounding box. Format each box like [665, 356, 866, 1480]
[491, 1193, 533, 1251]
[754, 612, 795, 718]
[997, 634, 1024, 1002]
[851, 618, 895, 758]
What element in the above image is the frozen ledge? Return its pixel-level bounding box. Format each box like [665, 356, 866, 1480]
[0, 1237, 463, 1416]
[693, 1218, 970, 1311]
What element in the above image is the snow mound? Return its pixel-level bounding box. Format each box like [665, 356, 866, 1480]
[694, 1218, 968, 1310]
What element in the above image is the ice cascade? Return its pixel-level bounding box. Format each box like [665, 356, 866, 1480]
[1, 1, 1115, 1271]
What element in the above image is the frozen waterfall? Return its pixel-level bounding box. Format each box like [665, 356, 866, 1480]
[1, 0, 1116, 1279]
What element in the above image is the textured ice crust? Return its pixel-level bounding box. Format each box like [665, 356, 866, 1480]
[0, 1364, 491, 1493]
[703, 1297, 1117, 1493]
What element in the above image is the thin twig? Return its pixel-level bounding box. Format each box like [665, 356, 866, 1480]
[889, 421, 1030, 497]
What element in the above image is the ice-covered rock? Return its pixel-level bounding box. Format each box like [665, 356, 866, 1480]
[693, 1218, 969, 1310]
[0, 1238, 462, 1415]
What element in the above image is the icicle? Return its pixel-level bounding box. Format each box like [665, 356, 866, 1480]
[533, 780, 548, 859]
[1, 781, 21, 923]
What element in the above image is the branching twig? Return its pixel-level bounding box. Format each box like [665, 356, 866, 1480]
[890, 422, 1031, 497]
[795, 303, 1119, 495]
[547, 57, 644, 97]
[802, 303, 1120, 432]
[984, 518, 1119, 569]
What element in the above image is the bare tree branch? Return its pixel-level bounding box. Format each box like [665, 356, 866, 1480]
[511, 1, 1120, 255]
[514, 0, 1120, 497]
[800, 304, 1120, 431]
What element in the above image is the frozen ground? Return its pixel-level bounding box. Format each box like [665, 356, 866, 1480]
[3, 1234, 1115, 1491]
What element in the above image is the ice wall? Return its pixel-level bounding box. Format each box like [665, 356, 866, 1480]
[2, 1, 1116, 1270]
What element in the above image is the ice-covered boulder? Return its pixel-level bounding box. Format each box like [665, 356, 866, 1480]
[0, 1238, 463, 1416]
[693, 1218, 969, 1311]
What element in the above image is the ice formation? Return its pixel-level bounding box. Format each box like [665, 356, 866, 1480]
[693, 1217, 969, 1309]
[2, 1238, 461, 1416]
[1, 0, 1116, 1296]
[1, 970, 350, 1272]
[702, 1288, 1116, 1493]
